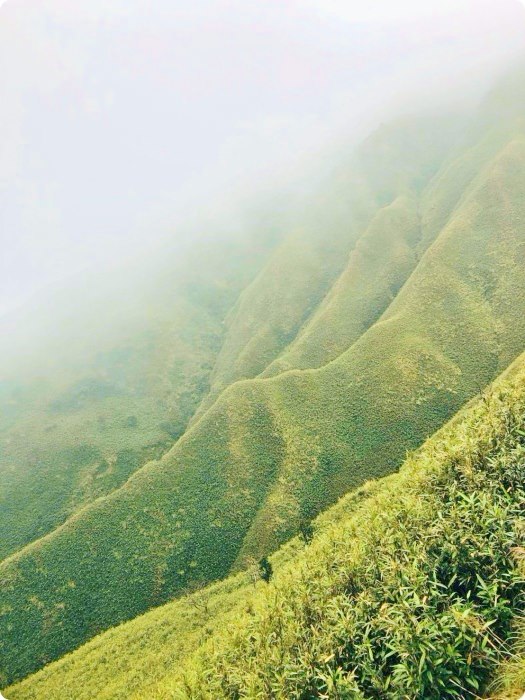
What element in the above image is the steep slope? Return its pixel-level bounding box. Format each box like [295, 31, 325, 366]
[232, 132, 525, 563]
[180, 353, 525, 700]
[192, 115, 463, 419]
[0, 116, 460, 559]
[7, 347, 525, 700]
[2, 92, 525, 686]
[263, 118, 516, 377]
[260, 193, 422, 375]
[0, 214, 285, 559]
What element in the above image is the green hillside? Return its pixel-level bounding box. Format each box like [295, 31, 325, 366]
[3, 67, 525, 691]
[0, 292, 220, 560]
[0, 115, 459, 561]
[2, 75, 525, 687]
[191, 115, 462, 419]
[263, 118, 517, 377]
[7, 346, 525, 699]
[0, 218, 286, 560]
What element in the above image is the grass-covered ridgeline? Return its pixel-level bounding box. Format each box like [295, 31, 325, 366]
[2, 79, 525, 686]
[192, 114, 464, 419]
[262, 116, 518, 379]
[226, 131, 525, 567]
[7, 351, 525, 699]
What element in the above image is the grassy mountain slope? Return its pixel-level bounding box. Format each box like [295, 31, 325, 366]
[0, 116, 460, 560]
[7, 347, 525, 700]
[261, 193, 422, 376]
[2, 93, 525, 686]
[0, 219, 286, 560]
[231, 130, 525, 564]
[192, 116, 462, 419]
[193, 180, 374, 414]
[0, 295, 220, 560]
[180, 353, 525, 700]
[263, 120, 516, 377]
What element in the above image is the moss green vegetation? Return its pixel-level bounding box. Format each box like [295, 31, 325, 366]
[0, 114, 458, 562]
[263, 116, 520, 378]
[4, 572, 253, 700]
[261, 193, 422, 375]
[7, 349, 525, 699]
[3, 68, 525, 690]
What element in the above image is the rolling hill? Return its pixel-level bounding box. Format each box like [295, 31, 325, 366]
[0, 210, 287, 560]
[2, 66, 525, 691]
[6, 339, 525, 699]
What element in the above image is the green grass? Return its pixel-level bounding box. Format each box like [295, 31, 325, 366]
[263, 118, 518, 378]
[192, 114, 463, 418]
[488, 620, 525, 699]
[3, 572, 253, 700]
[178, 361, 525, 700]
[7, 347, 525, 699]
[261, 193, 422, 376]
[2, 69, 525, 689]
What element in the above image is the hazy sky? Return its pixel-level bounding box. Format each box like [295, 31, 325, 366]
[1, 0, 525, 317]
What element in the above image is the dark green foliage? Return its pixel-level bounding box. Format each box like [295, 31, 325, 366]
[298, 520, 315, 544]
[159, 420, 184, 440]
[124, 415, 138, 428]
[257, 557, 273, 584]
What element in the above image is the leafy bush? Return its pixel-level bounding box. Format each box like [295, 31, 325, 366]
[257, 557, 273, 584]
